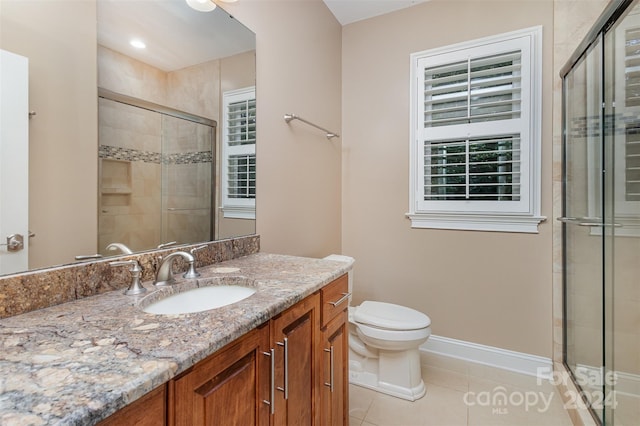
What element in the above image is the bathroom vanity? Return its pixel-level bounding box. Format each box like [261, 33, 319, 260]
[0, 252, 351, 425]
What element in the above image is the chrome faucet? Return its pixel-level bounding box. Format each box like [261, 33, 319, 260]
[154, 251, 199, 286]
[106, 242, 133, 254]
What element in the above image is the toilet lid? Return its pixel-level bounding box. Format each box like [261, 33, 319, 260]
[353, 301, 431, 330]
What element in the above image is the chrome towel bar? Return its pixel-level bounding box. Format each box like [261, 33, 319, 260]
[284, 113, 339, 139]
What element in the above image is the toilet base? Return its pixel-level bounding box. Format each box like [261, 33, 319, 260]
[349, 368, 426, 401]
[348, 332, 428, 402]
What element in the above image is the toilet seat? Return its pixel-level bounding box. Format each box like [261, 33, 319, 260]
[353, 301, 431, 331]
[356, 322, 430, 343]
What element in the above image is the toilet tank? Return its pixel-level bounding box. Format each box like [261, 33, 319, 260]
[323, 254, 354, 304]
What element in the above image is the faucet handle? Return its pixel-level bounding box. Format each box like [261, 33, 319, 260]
[183, 257, 202, 280]
[75, 254, 103, 261]
[157, 241, 177, 249]
[181, 246, 206, 279]
[190, 245, 207, 256]
[110, 260, 147, 296]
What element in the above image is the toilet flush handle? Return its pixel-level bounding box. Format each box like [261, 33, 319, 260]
[328, 292, 351, 307]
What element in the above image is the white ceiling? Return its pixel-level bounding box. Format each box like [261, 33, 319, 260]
[97, 0, 255, 72]
[322, 0, 429, 25]
[97, 0, 427, 72]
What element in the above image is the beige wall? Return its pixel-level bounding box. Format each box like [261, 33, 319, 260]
[342, 0, 554, 357]
[220, 0, 343, 257]
[0, 1, 98, 269]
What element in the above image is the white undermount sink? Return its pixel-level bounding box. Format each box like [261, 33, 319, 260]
[142, 285, 257, 315]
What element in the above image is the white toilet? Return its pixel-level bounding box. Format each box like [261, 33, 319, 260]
[324, 255, 431, 401]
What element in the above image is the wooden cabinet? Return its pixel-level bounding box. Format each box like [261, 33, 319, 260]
[270, 293, 321, 426]
[320, 275, 350, 426]
[321, 310, 349, 426]
[169, 322, 271, 426]
[101, 275, 349, 426]
[98, 384, 166, 426]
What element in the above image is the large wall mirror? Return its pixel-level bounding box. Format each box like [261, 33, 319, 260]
[0, 0, 256, 277]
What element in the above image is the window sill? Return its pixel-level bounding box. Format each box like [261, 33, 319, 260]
[222, 206, 255, 220]
[406, 212, 547, 233]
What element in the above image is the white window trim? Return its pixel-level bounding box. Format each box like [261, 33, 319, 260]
[221, 86, 256, 220]
[407, 26, 546, 233]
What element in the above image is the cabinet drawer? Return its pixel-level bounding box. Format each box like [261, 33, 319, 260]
[321, 274, 349, 327]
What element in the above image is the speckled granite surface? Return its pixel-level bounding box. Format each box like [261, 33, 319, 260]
[0, 253, 353, 425]
[0, 235, 260, 319]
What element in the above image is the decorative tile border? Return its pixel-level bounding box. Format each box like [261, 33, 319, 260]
[0, 235, 259, 319]
[163, 151, 213, 165]
[569, 113, 640, 138]
[99, 145, 161, 164]
[99, 145, 212, 165]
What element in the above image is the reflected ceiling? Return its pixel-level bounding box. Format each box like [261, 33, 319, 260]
[97, 0, 255, 71]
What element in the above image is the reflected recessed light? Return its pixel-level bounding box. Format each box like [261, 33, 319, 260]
[130, 39, 146, 49]
[186, 0, 217, 12]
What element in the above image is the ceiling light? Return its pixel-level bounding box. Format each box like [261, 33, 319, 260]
[186, 0, 217, 12]
[130, 39, 146, 49]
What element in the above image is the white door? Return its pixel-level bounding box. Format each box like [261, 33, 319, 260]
[0, 49, 29, 275]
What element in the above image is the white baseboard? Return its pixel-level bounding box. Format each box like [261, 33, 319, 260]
[575, 363, 640, 398]
[420, 334, 553, 378]
[616, 371, 640, 397]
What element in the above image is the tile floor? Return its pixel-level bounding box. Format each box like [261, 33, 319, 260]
[349, 354, 574, 426]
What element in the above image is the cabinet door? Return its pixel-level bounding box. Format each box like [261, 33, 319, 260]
[271, 294, 320, 426]
[171, 322, 270, 426]
[321, 309, 348, 426]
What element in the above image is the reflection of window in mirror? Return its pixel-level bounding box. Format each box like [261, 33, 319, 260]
[609, 13, 640, 236]
[222, 87, 256, 219]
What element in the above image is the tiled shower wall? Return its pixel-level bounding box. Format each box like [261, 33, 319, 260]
[98, 98, 215, 253]
[98, 98, 163, 253]
[97, 46, 217, 253]
[161, 116, 214, 246]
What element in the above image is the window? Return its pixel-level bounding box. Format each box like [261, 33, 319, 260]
[222, 87, 256, 219]
[408, 27, 545, 233]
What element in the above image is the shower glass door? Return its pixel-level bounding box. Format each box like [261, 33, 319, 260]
[564, 2, 640, 423]
[161, 115, 214, 246]
[563, 37, 605, 422]
[603, 3, 640, 423]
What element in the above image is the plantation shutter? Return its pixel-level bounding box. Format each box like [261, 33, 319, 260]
[423, 135, 521, 201]
[226, 97, 256, 200]
[409, 27, 543, 232]
[625, 29, 640, 201]
[423, 51, 522, 128]
[222, 87, 256, 218]
[416, 35, 532, 214]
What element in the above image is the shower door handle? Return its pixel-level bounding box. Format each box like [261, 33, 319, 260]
[557, 217, 601, 226]
[556, 217, 622, 227]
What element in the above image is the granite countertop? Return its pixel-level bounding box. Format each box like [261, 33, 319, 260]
[0, 253, 353, 426]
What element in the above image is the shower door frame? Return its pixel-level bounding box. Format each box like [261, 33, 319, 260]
[561, 0, 639, 424]
[97, 88, 217, 251]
